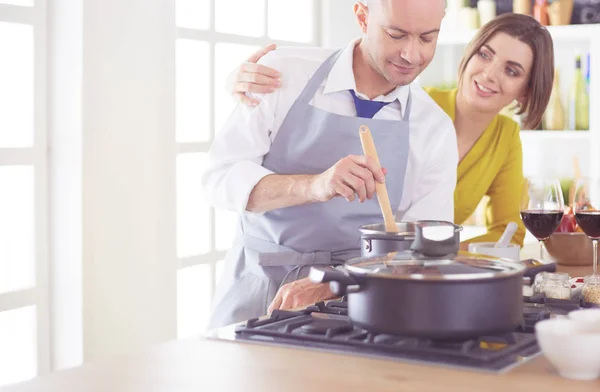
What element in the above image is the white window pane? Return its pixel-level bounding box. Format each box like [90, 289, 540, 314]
[0, 306, 37, 387]
[268, 0, 314, 43]
[177, 264, 212, 338]
[0, 166, 35, 294]
[215, 0, 265, 37]
[176, 0, 210, 30]
[0, 23, 33, 148]
[0, 0, 33, 5]
[176, 40, 211, 143]
[214, 43, 259, 134]
[215, 209, 237, 251]
[176, 153, 211, 257]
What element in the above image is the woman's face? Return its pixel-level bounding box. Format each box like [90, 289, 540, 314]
[460, 32, 534, 114]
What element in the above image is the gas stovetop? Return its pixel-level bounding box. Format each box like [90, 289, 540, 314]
[206, 294, 598, 374]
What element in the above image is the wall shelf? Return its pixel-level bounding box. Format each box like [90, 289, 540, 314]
[437, 24, 600, 46]
[520, 130, 590, 140]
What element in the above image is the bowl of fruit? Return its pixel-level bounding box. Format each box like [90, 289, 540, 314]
[545, 206, 598, 266]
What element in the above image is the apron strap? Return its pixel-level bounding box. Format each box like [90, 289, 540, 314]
[296, 49, 343, 105]
[240, 235, 359, 267]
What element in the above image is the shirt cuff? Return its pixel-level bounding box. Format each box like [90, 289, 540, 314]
[225, 161, 274, 215]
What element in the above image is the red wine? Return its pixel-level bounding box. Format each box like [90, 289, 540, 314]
[521, 210, 564, 240]
[575, 211, 600, 239]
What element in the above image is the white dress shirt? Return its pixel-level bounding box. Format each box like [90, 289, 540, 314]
[202, 39, 458, 223]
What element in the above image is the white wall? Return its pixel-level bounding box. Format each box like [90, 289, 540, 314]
[320, 0, 361, 48]
[48, 0, 177, 367]
[80, 0, 177, 363]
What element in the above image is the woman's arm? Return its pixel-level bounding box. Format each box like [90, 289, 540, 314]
[464, 124, 527, 247]
[226, 44, 282, 106]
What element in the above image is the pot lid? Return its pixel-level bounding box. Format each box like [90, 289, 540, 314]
[345, 251, 525, 281]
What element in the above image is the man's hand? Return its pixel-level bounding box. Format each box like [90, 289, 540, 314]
[268, 278, 336, 313]
[310, 155, 386, 203]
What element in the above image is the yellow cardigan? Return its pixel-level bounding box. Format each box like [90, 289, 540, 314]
[425, 87, 526, 246]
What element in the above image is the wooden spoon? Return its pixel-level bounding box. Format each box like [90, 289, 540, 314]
[359, 125, 399, 233]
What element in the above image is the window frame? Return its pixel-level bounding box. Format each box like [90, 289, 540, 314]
[0, 0, 50, 381]
[175, 0, 321, 331]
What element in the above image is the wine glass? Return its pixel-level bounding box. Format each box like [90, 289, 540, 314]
[520, 178, 565, 261]
[572, 178, 600, 277]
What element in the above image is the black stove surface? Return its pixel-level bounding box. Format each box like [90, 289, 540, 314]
[229, 295, 598, 373]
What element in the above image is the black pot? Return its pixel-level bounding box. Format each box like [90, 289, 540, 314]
[310, 221, 528, 340]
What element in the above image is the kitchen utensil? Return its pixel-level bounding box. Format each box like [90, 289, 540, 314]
[535, 318, 600, 380]
[359, 221, 416, 256]
[468, 241, 521, 261]
[494, 222, 518, 248]
[545, 232, 597, 266]
[569, 309, 600, 323]
[573, 178, 600, 276]
[520, 177, 564, 261]
[359, 221, 462, 257]
[358, 125, 398, 233]
[310, 221, 539, 340]
[309, 221, 556, 339]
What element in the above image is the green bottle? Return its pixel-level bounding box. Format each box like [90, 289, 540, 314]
[568, 56, 589, 131]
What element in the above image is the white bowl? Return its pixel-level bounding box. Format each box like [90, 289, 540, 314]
[535, 318, 600, 380]
[569, 309, 600, 323]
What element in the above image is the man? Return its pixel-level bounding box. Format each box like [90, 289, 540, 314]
[202, 0, 457, 328]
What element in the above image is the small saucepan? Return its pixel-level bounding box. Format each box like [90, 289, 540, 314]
[359, 220, 462, 257]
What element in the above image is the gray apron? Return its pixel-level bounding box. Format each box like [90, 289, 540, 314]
[208, 50, 412, 328]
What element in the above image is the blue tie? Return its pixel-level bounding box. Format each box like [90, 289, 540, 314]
[349, 90, 391, 119]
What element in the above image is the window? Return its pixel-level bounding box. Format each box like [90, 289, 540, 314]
[0, 0, 49, 387]
[175, 0, 319, 337]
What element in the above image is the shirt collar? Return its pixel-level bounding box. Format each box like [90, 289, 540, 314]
[322, 38, 410, 113]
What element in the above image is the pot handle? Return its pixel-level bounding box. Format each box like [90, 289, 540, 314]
[410, 220, 461, 257]
[309, 266, 361, 296]
[521, 258, 557, 278]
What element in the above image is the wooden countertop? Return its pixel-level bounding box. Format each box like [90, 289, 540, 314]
[3, 260, 598, 392]
[3, 335, 599, 392]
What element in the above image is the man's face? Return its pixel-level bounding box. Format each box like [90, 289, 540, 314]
[357, 0, 445, 86]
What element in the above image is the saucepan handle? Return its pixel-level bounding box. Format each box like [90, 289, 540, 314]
[411, 220, 461, 257]
[309, 266, 361, 296]
[521, 258, 557, 279]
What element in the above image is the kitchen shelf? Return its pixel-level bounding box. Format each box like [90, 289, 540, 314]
[519, 130, 590, 140]
[437, 24, 600, 46]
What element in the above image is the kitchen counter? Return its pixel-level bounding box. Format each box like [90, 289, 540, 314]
[3, 332, 599, 392]
[3, 263, 598, 392]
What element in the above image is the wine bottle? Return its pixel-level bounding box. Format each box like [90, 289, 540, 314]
[544, 70, 565, 130]
[568, 56, 589, 131]
[533, 0, 549, 26]
[586, 53, 591, 95]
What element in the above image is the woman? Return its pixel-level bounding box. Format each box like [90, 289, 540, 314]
[228, 13, 554, 248]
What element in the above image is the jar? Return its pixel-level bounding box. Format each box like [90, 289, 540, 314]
[582, 275, 600, 305]
[533, 271, 550, 295]
[539, 272, 571, 300]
